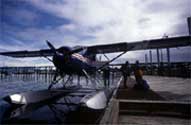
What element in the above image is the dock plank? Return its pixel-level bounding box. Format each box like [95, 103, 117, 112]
[119, 100, 190, 118]
[100, 76, 191, 125]
[117, 77, 165, 100]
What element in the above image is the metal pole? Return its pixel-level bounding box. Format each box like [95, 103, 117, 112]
[157, 49, 160, 66]
[149, 50, 152, 64]
[167, 48, 170, 64]
[145, 54, 148, 64]
[145, 53, 148, 75]
[149, 50, 153, 75]
[187, 17, 191, 35]
[167, 48, 171, 76]
[160, 49, 163, 62]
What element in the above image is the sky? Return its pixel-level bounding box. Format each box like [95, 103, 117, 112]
[0, 0, 191, 66]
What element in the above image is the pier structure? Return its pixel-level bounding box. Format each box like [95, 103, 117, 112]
[0, 66, 55, 83]
[111, 61, 191, 78]
[100, 76, 191, 124]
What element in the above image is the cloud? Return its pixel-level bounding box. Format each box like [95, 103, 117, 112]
[28, 0, 190, 40]
[6, 9, 38, 27]
[4, 0, 190, 45]
[1, 0, 190, 66]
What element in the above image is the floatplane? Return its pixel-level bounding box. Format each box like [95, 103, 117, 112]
[0, 35, 190, 123]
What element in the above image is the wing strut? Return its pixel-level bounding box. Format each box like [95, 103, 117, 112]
[103, 53, 110, 61]
[97, 50, 128, 70]
[44, 56, 53, 62]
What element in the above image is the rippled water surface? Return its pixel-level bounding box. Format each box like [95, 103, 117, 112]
[0, 74, 120, 98]
[0, 76, 49, 98]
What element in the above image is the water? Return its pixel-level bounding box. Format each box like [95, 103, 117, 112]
[0, 73, 190, 123]
[0, 73, 120, 98]
[0, 76, 49, 98]
[0, 73, 121, 124]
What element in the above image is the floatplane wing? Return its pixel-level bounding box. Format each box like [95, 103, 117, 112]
[0, 36, 190, 58]
[0, 49, 53, 58]
[86, 35, 190, 54]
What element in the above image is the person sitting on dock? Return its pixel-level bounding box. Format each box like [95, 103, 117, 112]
[120, 61, 131, 88]
[133, 60, 150, 90]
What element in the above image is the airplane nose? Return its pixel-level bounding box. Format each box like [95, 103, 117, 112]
[53, 54, 70, 66]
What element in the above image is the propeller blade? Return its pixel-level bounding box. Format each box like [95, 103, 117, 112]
[46, 40, 57, 52]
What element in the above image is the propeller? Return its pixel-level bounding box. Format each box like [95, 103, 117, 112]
[46, 40, 57, 54]
[46, 40, 86, 55]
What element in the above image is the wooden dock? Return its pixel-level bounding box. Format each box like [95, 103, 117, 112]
[100, 77, 191, 125]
